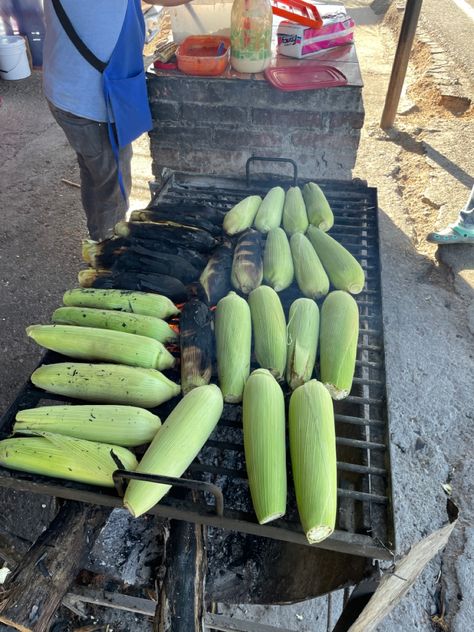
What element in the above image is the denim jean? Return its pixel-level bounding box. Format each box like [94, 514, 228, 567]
[48, 102, 132, 241]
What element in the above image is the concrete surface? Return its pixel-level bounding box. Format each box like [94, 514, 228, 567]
[0, 1, 473, 631]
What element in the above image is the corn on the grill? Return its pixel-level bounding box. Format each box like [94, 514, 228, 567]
[223, 195, 262, 235]
[124, 384, 223, 517]
[254, 186, 285, 233]
[52, 307, 177, 344]
[248, 286, 287, 380]
[231, 229, 263, 295]
[290, 233, 330, 300]
[0, 433, 138, 487]
[26, 324, 175, 371]
[31, 363, 181, 408]
[14, 405, 161, 447]
[302, 182, 334, 231]
[263, 227, 294, 292]
[243, 369, 287, 524]
[320, 291, 359, 400]
[286, 298, 319, 390]
[180, 299, 213, 395]
[215, 291, 251, 403]
[282, 187, 309, 236]
[289, 380, 337, 544]
[306, 226, 365, 295]
[63, 288, 179, 319]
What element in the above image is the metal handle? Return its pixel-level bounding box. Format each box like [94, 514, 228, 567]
[245, 157, 298, 188]
[112, 469, 224, 517]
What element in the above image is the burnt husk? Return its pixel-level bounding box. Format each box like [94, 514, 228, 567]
[179, 299, 213, 394]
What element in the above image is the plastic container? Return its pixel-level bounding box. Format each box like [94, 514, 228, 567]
[169, 0, 233, 44]
[176, 35, 231, 76]
[0, 35, 31, 80]
[230, 0, 273, 73]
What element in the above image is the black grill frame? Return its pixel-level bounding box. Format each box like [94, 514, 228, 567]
[0, 167, 396, 561]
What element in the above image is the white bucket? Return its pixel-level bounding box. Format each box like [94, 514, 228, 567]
[0, 36, 31, 81]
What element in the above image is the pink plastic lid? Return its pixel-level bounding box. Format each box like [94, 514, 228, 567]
[264, 64, 347, 91]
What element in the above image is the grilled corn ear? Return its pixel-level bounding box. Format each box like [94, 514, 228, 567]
[254, 187, 285, 233]
[215, 292, 251, 403]
[286, 298, 319, 390]
[243, 369, 287, 524]
[31, 363, 181, 408]
[302, 182, 334, 231]
[289, 380, 337, 544]
[223, 195, 262, 235]
[14, 405, 161, 447]
[306, 226, 365, 294]
[283, 187, 308, 236]
[27, 324, 175, 370]
[248, 286, 287, 380]
[290, 233, 329, 300]
[0, 433, 137, 487]
[263, 228, 294, 292]
[231, 229, 263, 295]
[124, 384, 223, 517]
[63, 288, 179, 319]
[320, 291, 359, 400]
[52, 307, 177, 344]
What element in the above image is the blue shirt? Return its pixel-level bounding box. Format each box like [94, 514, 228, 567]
[43, 0, 128, 122]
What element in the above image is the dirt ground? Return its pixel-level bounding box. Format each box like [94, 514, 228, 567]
[0, 1, 473, 630]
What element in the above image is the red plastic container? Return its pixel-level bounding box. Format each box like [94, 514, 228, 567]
[176, 35, 231, 76]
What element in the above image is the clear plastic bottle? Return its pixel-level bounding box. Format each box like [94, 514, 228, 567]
[230, 0, 273, 73]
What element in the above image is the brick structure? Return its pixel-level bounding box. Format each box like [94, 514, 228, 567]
[147, 45, 364, 182]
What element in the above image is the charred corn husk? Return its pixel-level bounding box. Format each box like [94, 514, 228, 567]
[31, 363, 180, 408]
[248, 286, 287, 379]
[199, 241, 233, 305]
[124, 384, 223, 517]
[14, 405, 161, 447]
[215, 292, 251, 403]
[282, 187, 308, 236]
[289, 380, 337, 544]
[26, 324, 175, 370]
[263, 227, 294, 292]
[243, 369, 287, 524]
[0, 433, 137, 487]
[320, 291, 359, 400]
[52, 307, 177, 344]
[223, 195, 262, 235]
[302, 182, 334, 231]
[114, 221, 218, 252]
[286, 298, 319, 390]
[290, 233, 329, 300]
[77, 269, 187, 302]
[306, 226, 365, 294]
[63, 288, 179, 319]
[179, 299, 213, 395]
[231, 229, 263, 295]
[254, 187, 285, 233]
[129, 209, 221, 236]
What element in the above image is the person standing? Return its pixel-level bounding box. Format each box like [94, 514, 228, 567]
[42, 0, 192, 243]
[427, 185, 474, 245]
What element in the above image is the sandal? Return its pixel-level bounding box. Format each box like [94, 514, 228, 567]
[426, 223, 474, 244]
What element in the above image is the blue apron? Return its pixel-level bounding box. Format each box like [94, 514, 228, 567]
[103, 0, 152, 195]
[51, 0, 153, 197]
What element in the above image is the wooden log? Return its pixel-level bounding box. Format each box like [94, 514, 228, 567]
[154, 519, 206, 632]
[0, 501, 110, 632]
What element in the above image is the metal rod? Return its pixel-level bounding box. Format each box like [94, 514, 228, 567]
[381, 0, 424, 129]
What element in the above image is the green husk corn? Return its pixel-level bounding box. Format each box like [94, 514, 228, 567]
[320, 291, 359, 400]
[263, 228, 294, 292]
[243, 369, 287, 524]
[289, 380, 337, 544]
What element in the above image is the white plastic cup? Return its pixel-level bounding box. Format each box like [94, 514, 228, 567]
[0, 36, 31, 81]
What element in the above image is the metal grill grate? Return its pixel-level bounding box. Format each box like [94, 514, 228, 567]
[0, 169, 395, 561]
